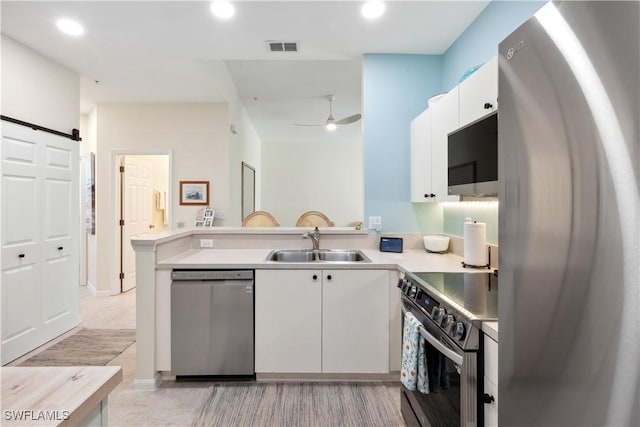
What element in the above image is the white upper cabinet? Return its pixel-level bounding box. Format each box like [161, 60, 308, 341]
[458, 56, 498, 127]
[410, 87, 461, 203]
[431, 87, 461, 202]
[410, 109, 434, 202]
[409, 56, 497, 203]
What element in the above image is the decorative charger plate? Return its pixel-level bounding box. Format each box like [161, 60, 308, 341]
[295, 211, 334, 227]
[242, 211, 279, 227]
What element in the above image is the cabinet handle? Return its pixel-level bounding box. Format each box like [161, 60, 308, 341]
[57, 246, 64, 250]
[312, 274, 318, 280]
[18, 253, 25, 258]
[430, 193, 436, 198]
[483, 393, 495, 404]
[484, 102, 493, 109]
[424, 194, 429, 198]
[326, 274, 332, 281]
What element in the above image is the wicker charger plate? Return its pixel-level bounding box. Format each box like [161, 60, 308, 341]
[242, 211, 279, 227]
[295, 211, 334, 227]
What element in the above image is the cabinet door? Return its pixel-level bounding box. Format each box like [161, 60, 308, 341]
[431, 87, 460, 202]
[484, 334, 499, 426]
[459, 56, 498, 127]
[410, 109, 434, 202]
[41, 134, 79, 339]
[1, 124, 44, 364]
[255, 270, 322, 373]
[484, 376, 498, 427]
[322, 270, 389, 373]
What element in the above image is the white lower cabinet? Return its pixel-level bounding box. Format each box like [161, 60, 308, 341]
[322, 269, 389, 373]
[255, 269, 389, 374]
[484, 334, 499, 426]
[255, 270, 322, 373]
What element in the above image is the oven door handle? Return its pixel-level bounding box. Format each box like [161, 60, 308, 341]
[402, 304, 464, 366]
[418, 326, 464, 366]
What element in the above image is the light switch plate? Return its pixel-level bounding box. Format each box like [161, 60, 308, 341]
[200, 239, 213, 248]
[368, 216, 382, 231]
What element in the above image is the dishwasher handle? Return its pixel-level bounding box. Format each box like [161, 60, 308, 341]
[171, 270, 254, 281]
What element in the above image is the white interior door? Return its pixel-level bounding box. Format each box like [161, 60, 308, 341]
[41, 134, 79, 338]
[1, 122, 79, 364]
[121, 156, 152, 292]
[2, 124, 43, 363]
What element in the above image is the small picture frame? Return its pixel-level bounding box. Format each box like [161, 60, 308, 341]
[180, 181, 209, 206]
[195, 207, 215, 227]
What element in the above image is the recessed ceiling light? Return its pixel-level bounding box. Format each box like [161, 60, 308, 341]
[361, 1, 385, 20]
[56, 18, 84, 36]
[210, 1, 235, 20]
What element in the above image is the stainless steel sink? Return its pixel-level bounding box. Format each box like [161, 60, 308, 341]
[265, 249, 315, 262]
[265, 249, 371, 263]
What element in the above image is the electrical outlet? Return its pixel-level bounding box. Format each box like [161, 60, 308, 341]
[214, 211, 225, 220]
[200, 239, 213, 248]
[368, 216, 382, 231]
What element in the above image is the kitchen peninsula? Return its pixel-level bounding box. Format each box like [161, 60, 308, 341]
[131, 227, 477, 390]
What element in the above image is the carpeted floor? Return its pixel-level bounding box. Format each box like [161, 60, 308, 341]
[192, 382, 404, 427]
[19, 328, 136, 366]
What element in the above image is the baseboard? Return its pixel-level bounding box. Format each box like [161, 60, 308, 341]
[133, 373, 162, 391]
[87, 281, 112, 297]
[256, 372, 399, 382]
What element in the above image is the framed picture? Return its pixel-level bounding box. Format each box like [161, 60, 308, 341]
[180, 181, 209, 205]
[241, 162, 255, 221]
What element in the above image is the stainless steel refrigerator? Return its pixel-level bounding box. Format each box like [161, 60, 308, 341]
[498, 2, 639, 426]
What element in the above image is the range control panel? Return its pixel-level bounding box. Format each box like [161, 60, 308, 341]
[398, 276, 473, 347]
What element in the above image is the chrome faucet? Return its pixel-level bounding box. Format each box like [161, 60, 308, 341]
[302, 226, 321, 250]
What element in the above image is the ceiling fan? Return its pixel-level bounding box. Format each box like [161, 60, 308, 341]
[293, 95, 362, 131]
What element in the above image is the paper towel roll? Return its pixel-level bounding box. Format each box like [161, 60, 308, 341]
[464, 221, 487, 266]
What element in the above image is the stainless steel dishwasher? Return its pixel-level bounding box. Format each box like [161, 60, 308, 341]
[171, 269, 254, 379]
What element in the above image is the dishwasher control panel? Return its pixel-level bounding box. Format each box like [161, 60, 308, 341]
[171, 269, 254, 281]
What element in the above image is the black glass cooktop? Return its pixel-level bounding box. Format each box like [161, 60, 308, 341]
[410, 272, 498, 320]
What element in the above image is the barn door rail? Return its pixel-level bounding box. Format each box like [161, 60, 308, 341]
[1, 115, 82, 141]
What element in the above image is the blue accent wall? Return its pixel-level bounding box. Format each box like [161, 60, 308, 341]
[362, 54, 444, 233]
[442, 0, 547, 91]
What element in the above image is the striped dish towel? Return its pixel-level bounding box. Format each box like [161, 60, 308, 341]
[400, 311, 429, 393]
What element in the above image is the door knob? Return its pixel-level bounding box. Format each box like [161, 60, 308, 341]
[149, 224, 155, 229]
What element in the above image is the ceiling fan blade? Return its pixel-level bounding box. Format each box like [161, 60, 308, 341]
[292, 123, 326, 127]
[335, 114, 362, 125]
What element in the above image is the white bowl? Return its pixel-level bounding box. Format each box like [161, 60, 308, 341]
[423, 235, 450, 253]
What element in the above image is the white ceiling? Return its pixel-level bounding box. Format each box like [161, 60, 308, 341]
[1, 1, 489, 144]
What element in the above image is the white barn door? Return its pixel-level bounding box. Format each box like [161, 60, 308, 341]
[1, 122, 79, 364]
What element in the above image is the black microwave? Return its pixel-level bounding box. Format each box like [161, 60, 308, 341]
[447, 112, 498, 197]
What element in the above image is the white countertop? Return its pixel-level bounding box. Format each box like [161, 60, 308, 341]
[483, 321, 499, 342]
[132, 226, 367, 246]
[159, 248, 473, 273]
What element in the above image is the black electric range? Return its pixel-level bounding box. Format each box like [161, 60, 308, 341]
[399, 271, 498, 351]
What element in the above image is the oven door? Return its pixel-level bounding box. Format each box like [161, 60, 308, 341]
[401, 299, 479, 427]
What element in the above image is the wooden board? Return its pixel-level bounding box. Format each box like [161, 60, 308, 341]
[0, 366, 122, 426]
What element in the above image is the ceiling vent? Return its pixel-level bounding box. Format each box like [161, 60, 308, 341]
[266, 41, 298, 53]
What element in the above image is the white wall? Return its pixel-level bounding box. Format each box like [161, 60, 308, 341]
[94, 103, 228, 294]
[205, 61, 262, 225]
[1, 35, 79, 132]
[229, 106, 262, 225]
[261, 141, 364, 227]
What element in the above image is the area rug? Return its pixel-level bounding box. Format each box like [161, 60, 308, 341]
[191, 382, 404, 427]
[19, 328, 135, 366]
